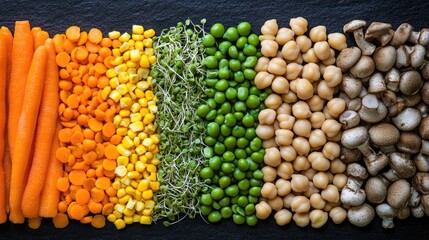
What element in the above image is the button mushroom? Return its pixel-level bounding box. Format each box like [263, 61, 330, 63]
[412, 172, 429, 194]
[358, 94, 388, 123]
[389, 152, 417, 179]
[344, 20, 375, 56]
[391, 23, 413, 48]
[347, 203, 375, 227]
[387, 179, 411, 208]
[375, 203, 397, 229]
[368, 123, 400, 147]
[365, 176, 388, 204]
[373, 46, 396, 72]
[336, 47, 362, 70]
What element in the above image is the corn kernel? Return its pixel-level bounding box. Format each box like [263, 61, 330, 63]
[142, 208, 153, 216]
[124, 216, 133, 225]
[113, 210, 123, 219]
[118, 72, 129, 84]
[137, 180, 149, 192]
[138, 68, 149, 79]
[134, 190, 142, 201]
[129, 121, 143, 132]
[135, 201, 144, 212]
[130, 103, 141, 113]
[119, 32, 131, 42]
[138, 98, 148, 108]
[138, 132, 148, 140]
[119, 109, 130, 117]
[119, 42, 130, 52]
[127, 129, 137, 139]
[121, 177, 131, 186]
[143, 113, 155, 125]
[126, 83, 136, 92]
[135, 145, 147, 156]
[109, 77, 120, 88]
[145, 200, 155, 208]
[124, 207, 135, 217]
[129, 49, 141, 62]
[130, 154, 138, 164]
[109, 31, 121, 39]
[112, 181, 121, 190]
[128, 171, 139, 179]
[131, 180, 139, 189]
[126, 163, 134, 172]
[139, 55, 150, 68]
[144, 29, 155, 38]
[150, 182, 160, 191]
[113, 60, 125, 70]
[117, 188, 127, 198]
[119, 118, 130, 128]
[139, 216, 151, 225]
[106, 69, 117, 78]
[143, 38, 153, 48]
[135, 161, 145, 172]
[151, 158, 160, 166]
[114, 204, 126, 214]
[117, 156, 129, 166]
[112, 48, 121, 58]
[109, 90, 122, 102]
[132, 25, 144, 35]
[120, 96, 132, 108]
[129, 73, 139, 83]
[149, 56, 157, 64]
[150, 134, 160, 144]
[145, 151, 154, 160]
[109, 196, 119, 204]
[126, 60, 138, 68]
[132, 34, 144, 41]
[128, 39, 135, 47]
[122, 136, 134, 149]
[115, 165, 127, 177]
[133, 137, 141, 147]
[119, 195, 131, 204]
[101, 86, 111, 100]
[130, 113, 142, 123]
[116, 84, 128, 95]
[145, 90, 154, 100]
[107, 214, 117, 222]
[133, 214, 141, 223]
[145, 48, 155, 57]
[117, 144, 132, 156]
[122, 51, 130, 61]
[150, 172, 157, 182]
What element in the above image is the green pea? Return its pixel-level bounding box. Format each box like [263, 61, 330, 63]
[212, 174, 219, 185]
[244, 69, 256, 80]
[238, 179, 250, 190]
[233, 214, 245, 224]
[225, 88, 237, 100]
[205, 47, 217, 56]
[212, 201, 221, 210]
[239, 81, 250, 88]
[248, 34, 259, 46]
[205, 88, 215, 98]
[234, 101, 247, 112]
[249, 186, 261, 197]
[204, 56, 218, 69]
[248, 195, 258, 204]
[209, 156, 222, 171]
[220, 124, 232, 136]
[250, 151, 263, 164]
[223, 27, 239, 42]
[197, 104, 209, 117]
[201, 193, 213, 206]
[231, 197, 239, 205]
[250, 178, 262, 187]
[210, 23, 225, 38]
[205, 78, 218, 88]
[208, 211, 222, 223]
[207, 98, 217, 109]
[250, 138, 262, 152]
[200, 205, 212, 216]
[219, 197, 231, 207]
[214, 92, 226, 104]
[228, 45, 238, 59]
[246, 215, 258, 226]
[220, 102, 232, 114]
[224, 136, 237, 149]
[234, 71, 245, 82]
[233, 168, 246, 180]
[219, 41, 232, 55]
[211, 187, 224, 200]
[243, 44, 257, 56]
[214, 142, 226, 155]
[225, 185, 239, 196]
[219, 59, 229, 69]
[238, 52, 246, 63]
[218, 68, 230, 80]
[242, 114, 254, 127]
[222, 151, 235, 162]
[249, 86, 261, 95]
[237, 159, 249, 171]
[221, 207, 232, 219]
[214, 115, 224, 125]
[243, 56, 257, 68]
[235, 149, 247, 160]
[236, 206, 245, 216]
[228, 80, 238, 88]
[245, 204, 255, 216]
[253, 170, 264, 180]
[236, 137, 249, 149]
[236, 36, 247, 49]
[214, 51, 225, 61]
[248, 159, 259, 172]
[203, 147, 214, 159]
[233, 112, 244, 121]
[237, 87, 249, 101]
[207, 69, 218, 78]
[237, 196, 248, 207]
[229, 59, 241, 72]
[200, 167, 214, 179]
[219, 176, 231, 188]
[202, 34, 216, 47]
[245, 147, 253, 156]
[207, 122, 220, 137]
[232, 126, 245, 138]
[245, 128, 256, 140]
[221, 162, 234, 174]
[224, 113, 236, 127]
[240, 190, 249, 196]
[245, 95, 260, 109]
[204, 136, 216, 146]
[215, 79, 229, 92]
[237, 22, 251, 36]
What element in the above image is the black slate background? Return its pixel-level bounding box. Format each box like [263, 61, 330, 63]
[1, 0, 429, 239]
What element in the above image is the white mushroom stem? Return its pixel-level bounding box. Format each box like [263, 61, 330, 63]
[376, 203, 397, 229]
[411, 204, 425, 218]
[409, 187, 421, 207]
[353, 28, 376, 56]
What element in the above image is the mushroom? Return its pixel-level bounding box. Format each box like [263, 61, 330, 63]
[408, 31, 421, 44]
[392, 107, 422, 131]
[383, 168, 401, 182]
[388, 101, 407, 117]
[412, 172, 429, 194]
[365, 176, 387, 203]
[410, 44, 426, 68]
[399, 71, 422, 95]
[414, 153, 429, 172]
[397, 207, 410, 220]
[391, 23, 413, 48]
[377, 29, 395, 46]
[395, 45, 412, 69]
[381, 90, 397, 107]
[350, 56, 375, 78]
[422, 82, 429, 104]
[421, 140, 429, 155]
[408, 187, 421, 207]
[387, 179, 411, 208]
[415, 103, 429, 118]
[375, 203, 397, 229]
[421, 195, 429, 216]
[402, 92, 422, 107]
[341, 75, 362, 99]
[339, 110, 360, 130]
[411, 204, 425, 218]
[373, 46, 396, 72]
[340, 147, 362, 164]
[358, 94, 388, 123]
[365, 22, 392, 40]
[344, 20, 375, 55]
[347, 203, 375, 227]
[396, 132, 422, 154]
[368, 72, 387, 94]
[419, 28, 429, 46]
[389, 152, 417, 179]
[348, 98, 362, 112]
[368, 123, 400, 147]
[385, 68, 400, 92]
[336, 47, 362, 70]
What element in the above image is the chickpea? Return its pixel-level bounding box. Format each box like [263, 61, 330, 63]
[293, 119, 312, 138]
[323, 65, 342, 87]
[264, 147, 281, 167]
[302, 48, 319, 63]
[321, 119, 341, 137]
[332, 173, 347, 189]
[309, 25, 327, 42]
[271, 76, 289, 94]
[309, 129, 327, 148]
[322, 142, 340, 160]
[283, 193, 295, 208]
[291, 196, 310, 213]
[329, 206, 347, 224]
[268, 196, 284, 211]
[309, 210, 328, 228]
[321, 184, 339, 203]
[291, 174, 310, 192]
[268, 58, 287, 75]
[256, 124, 275, 140]
[258, 108, 276, 125]
[255, 57, 270, 72]
[279, 145, 297, 162]
[254, 71, 275, 89]
[323, 106, 334, 120]
[307, 151, 330, 171]
[276, 103, 291, 115]
[302, 63, 320, 82]
[259, 35, 276, 41]
[261, 19, 279, 36]
[276, 27, 295, 45]
[309, 112, 325, 129]
[330, 159, 346, 174]
[292, 137, 311, 156]
[261, 182, 278, 199]
[326, 172, 334, 183]
[275, 129, 294, 146]
[276, 178, 291, 196]
[326, 98, 346, 118]
[263, 138, 278, 149]
[274, 209, 292, 226]
[262, 165, 277, 182]
[265, 93, 283, 109]
[277, 162, 294, 180]
[304, 182, 320, 198]
[289, 79, 297, 93]
[285, 62, 303, 80]
[261, 39, 279, 57]
[302, 168, 317, 181]
[313, 172, 329, 189]
[324, 201, 340, 212]
[289, 17, 308, 36]
[292, 101, 312, 119]
[295, 78, 314, 100]
[326, 132, 342, 142]
[281, 41, 300, 61]
[255, 201, 272, 220]
[327, 33, 347, 51]
[293, 212, 310, 227]
[322, 49, 336, 66]
[274, 120, 281, 132]
[293, 35, 310, 54]
[307, 95, 325, 112]
[277, 114, 295, 130]
[293, 155, 310, 171]
[313, 41, 330, 60]
[318, 63, 327, 75]
[310, 193, 326, 209]
[282, 91, 297, 104]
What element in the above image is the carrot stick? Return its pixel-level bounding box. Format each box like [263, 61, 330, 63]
[31, 27, 41, 50]
[0, 26, 9, 224]
[34, 31, 49, 49]
[7, 21, 33, 160]
[22, 39, 59, 218]
[9, 45, 47, 223]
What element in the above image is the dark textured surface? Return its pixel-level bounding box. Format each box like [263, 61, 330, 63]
[1, 0, 429, 239]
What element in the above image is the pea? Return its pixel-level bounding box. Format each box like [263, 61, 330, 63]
[219, 59, 229, 69]
[214, 51, 225, 61]
[214, 92, 226, 104]
[205, 78, 218, 88]
[243, 44, 257, 56]
[205, 88, 215, 98]
[234, 149, 247, 160]
[248, 159, 259, 171]
[212, 201, 221, 210]
[220, 124, 232, 136]
[221, 162, 234, 174]
[210, 23, 225, 38]
[224, 113, 236, 127]
[238, 179, 250, 190]
[228, 45, 239, 59]
[238, 52, 246, 63]
[237, 87, 249, 101]
[204, 136, 216, 146]
[200, 167, 214, 179]
[236, 36, 247, 49]
[223, 27, 239, 42]
[233, 168, 246, 180]
[249, 86, 261, 95]
[242, 114, 254, 127]
[207, 69, 218, 78]
[222, 151, 235, 162]
[248, 195, 258, 204]
[214, 142, 226, 155]
[220, 102, 232, 115]
[245, 95, 260, 109]
[237, 137, 249, 148]
[219, 176, 231, 188]
[237, 159, 249, 172]
[224, 136, 237, 149]
[218, 68, 230, 80]
[248, 33, 259, 46]
[207, 98, 217, 109]
[246, 215, 258, 226]
[201, 205, 212, 216]
[249, 109, 260, 119]
[207, 122, 220, 137]
[221, 207, 232, 219]
[205, 47, 217, 56]
[209, 156, 222, 171]
[233, 214, 245, 224]
[208, 211, 222, 223]
[232, 126, 245, 138]
[214, 115, 224, 125]
[233, 112, 244, 121]
[239, 81, 250, 88]
[219, 41, 232, 55]
[250, 138, 262, 151]
[243, 56, 257, 68]
[211, 187, 224, 201]
[240, 190, 249, 196]
[250, 178, 262, 187]
[231, 196, 239, 205]
[245, 147, 253, 156]
[249, 186, 261, 197]
[236, 206, 245, 216]
[197, 104, 209, 117]
[234, 101, 247, 112]
[202, 34, 216, 47]
[245, 128, 256, 140]
[204, 56, 218, 69]
[212, 175, 219, 185]
[225, 88, 237, 100]
[237, 22, 251, 36]
[225, 185, 239, 196]
[250, 151, 263, 164]
[219, 197, 231, 207]
[201, 193, 213, 206]
[229, 59, 241, 72]
[227, 80, 238, 88]
[234, 71, 245, 82]
[237, 196, 248, 207]
[244, 68, 257, 80]
[215, 79, 229, 92]
[253, 170, 264, 180]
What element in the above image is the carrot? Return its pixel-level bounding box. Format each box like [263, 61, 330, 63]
[56, 51, 70, 67]
[34, 30, 49, 49]
[7, 21, 33, 160]
[28, 217, 42, 229]
[31, 27, 41, 49]
[52, 212, 69, 228]
[65, 26, 81, 43]
[88, 28, 102, 44]
[9, 46, 47, 223]
[22, 39, 60, 218]
[91, 214, 106, 228]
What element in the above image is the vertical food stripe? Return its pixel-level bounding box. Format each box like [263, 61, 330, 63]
[151, 20, 207, 225]
[54, 27, 118, 228]
[198, 22, 265, 225]
[104, 25, 159, 229]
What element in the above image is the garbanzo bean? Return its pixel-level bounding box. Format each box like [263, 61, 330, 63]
[320, 184, 339, 203]
[291, 174, 310, 192]
[332, 173, 347, 189]
[292, 137, 311, 156]
[307, 95, 325, 112]
[293, 212, 310, 227]
[277, 162, 294, 180]
[268, 196, 284, 211]
[255, 57, 270, 72]
[282, 91, 298, 103]
[308, 129, 327, 148]
[323, 65, 342, 87]
[313, 41, 330, 60]
[259, 108, 277, 125]
[291, 196, 311, 213]
[302, 63, 321, 82]
[329, 206, 347, 224]
[309, 209, 328, 228]
[312, 172, 329, 189]
[261, 19, 279, 36]
[322, 142, 341, 160]
[275, 129, 294, 146]
[309, 112, 326, 129]
[295, 78, 314, 100]
[274, 209, 292, 226]
[296, 35, 312, 53]
[282, 40, 301, 61]
[279, 145, 297, 162]
[292, 101, 312, 119]
[285, 62, 303, 80]
[283, 193, 295, 208]
[254, 71, 275, 89]
[276, 28, 295, 45]
[276, 103, 292, 115]
[330, 159, 346, 174]
[268, 58, 287, 75]
[293, 156, 311, 171]
[261, 40, 279, 57]
[292, 119, 312, 137]
[327, 33, 347, 51]
[264, 147, 282, 167]
[316, 80, 335, 100]
[289, 17, 308, 36]
[255, 201, 272, 220]
[277, 114, 295, 130]
[261, 182, 278, 199]
[326, 98, 346, 118]
[309, 26, 327, 42]
[310, 193, 326, 209]
[276, 178, 292, 196]
[302, 48, 319, 63]
[271, 76, 289, 94]
[262, 166, 278, 182]
[265, 93, 283, 109]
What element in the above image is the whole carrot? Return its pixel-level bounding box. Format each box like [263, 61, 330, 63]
[39, 122, 62, 218]
[7, 21, 33, 160]
[9, 46, 47, 224]
[22, 39, 59, 218]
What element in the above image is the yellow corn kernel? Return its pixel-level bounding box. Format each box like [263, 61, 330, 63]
[132, 25, 144, 35]
[119, 42, 130, 52]
[140, 108, 149, 117]
[139, 155, 148, 163]
[112, 48, 121, 58]
[127, 67, 137, 74]
[147, 144, 156, 152]
[124, 206, 135, 216]
[126, 163, 134, 172]
[115, 165, 127, 177]
[132, 34, 144, 41]
[146, 124, 156, 132]
[138, 132, 148, 140]
[122, 50, 130, 61]
[150, 181, 160, 191]
[133, 137, 141, 147]
[124, 216, 133, 225]
[145, 48, 154, 57]
[112, 181, 121, 190]
[121, 177, 131, 186]
[119, 32, 131, 42]
[126, 60, 138, 68]
[151, 158, 160, 166]
[130, 154, 138, 164]
[137, 180, 149, 192]
[116, 84, 128, 95]
[134, 190, 142, 201]
[137, 68, 149, 79]
[126, 83, 136, 92]
[135, 89, 145, 99]
[127, 171, 139, 179]
[122, 136, 134, 149]
[120, 96, 132, 109]
[133, 214, 141, 223]
[129, 73, 139, 84]
[142, 171, 150, 179]
[143, 113, 155, 125]
[119, 109, 131, 117]
[142, 138, 153, 148]
[150, 134, 160, 144]
[106, 68, 117, 78]
[138, 98, 148, 108]
[149, 56, 157, 65]
[130, 113, 142, 123]
[139, 55, 150, 68]
[128, 39, 135, 47]
[145, 151, 154, 160]
[147, 76, 153, 84]
[117, 156, 129, 166]
[129, 49, 141, 62]
[135, 145, 147, 156]
[150, 172, 157, 182]
[152, 146, 159, 154]
[119, 195, 131, 205]
[117, 144, 132, 156]
[139, 216, 152, 225]
[131, 180, 139, 189]
[118, 72, 129, 84]
[145, 200, 155, 209]
[114, 219, 126, 229]
[135, 161, 145, 172]
[117, 188, 127, 198]
[142, 190, 153, 200]
[130, 103, 141, 113]
[119, 118, 130, 128]
[135, 41, 144, 51]
[109, 77, 120, 88]
[142, 208, 153, 216]
[135, 201, 145, 212]
[107, 214, 117, 222]
[109, 31, 121, 39]
[109, 196, 119, 204]
[101, 86, 111, 100]
[148, 105, 158, 114]
[142, 38, 152, 48]
[144, 29, 155, 38]
[145, 90, 154, 100]
[109, 90, 122, 102]
[113, 210, 123, 219]
[129, 121, 144, 133]
[114, 62, 127, 72]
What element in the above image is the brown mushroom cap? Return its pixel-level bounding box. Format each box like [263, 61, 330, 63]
[373, 46, 396, 72]
[365, 177, 387, 204]
[387, 179, 411, 208]
[368, 123, 400, 147]
[399, 71, 422, 95]
[336, 47, 362, 70]
[344, 20, 367, 33]
[391, 23, 413, 48]
[350, 56, 375, 78]
[419, 116, 429, 139]
[396, 132, 422, 154]
[365, 22, 392, 39]
[389, 152, 417, 179]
